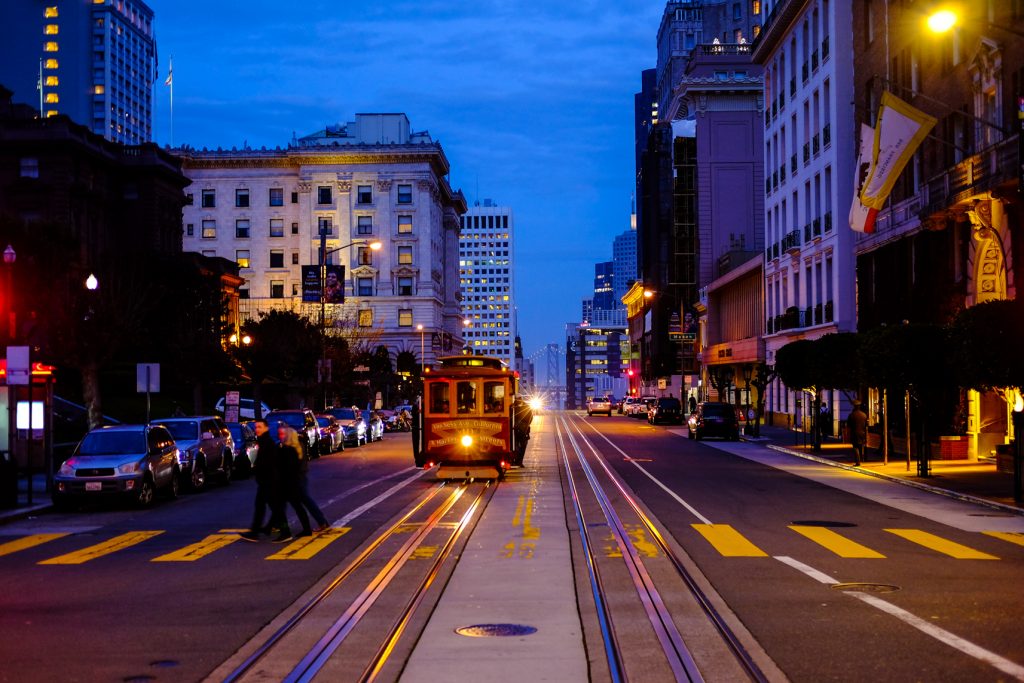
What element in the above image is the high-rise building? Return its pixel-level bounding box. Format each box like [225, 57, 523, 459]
[459, 200, 515, 367]
[612, 224, 637, 304]
[593, 261, 615, 311]
[0, 0, 157, 145]
[177, 113, 467, 366]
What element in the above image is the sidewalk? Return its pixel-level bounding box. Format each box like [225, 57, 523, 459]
[0, 472, 51, 524]
[744, 424, 1023, 512]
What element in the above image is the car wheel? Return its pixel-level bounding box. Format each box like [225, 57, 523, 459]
[221, 452, 233, 484]
[135, 476, 156, 507]
[189, 459, 207, 492]
[167, 469, 180, 499]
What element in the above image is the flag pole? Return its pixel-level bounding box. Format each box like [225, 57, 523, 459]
[165, 56, 174, 146]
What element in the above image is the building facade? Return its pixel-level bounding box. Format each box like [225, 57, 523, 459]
[753, 0, 857, 429]
[176, 114, 467, 368]
[565, 322, 629, 409]
[0, 0, 157, 145]
[612, 224, 638, 303]
[459, 201, 515, 367]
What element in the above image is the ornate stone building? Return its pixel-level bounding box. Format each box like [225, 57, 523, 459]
[176, 114, 467, 367]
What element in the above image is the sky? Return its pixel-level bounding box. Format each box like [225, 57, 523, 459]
[150, 0, 664, 357]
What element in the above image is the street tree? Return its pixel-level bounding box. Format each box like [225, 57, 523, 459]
[949, 299, 1024, 393]
[775, 338, 824, 448]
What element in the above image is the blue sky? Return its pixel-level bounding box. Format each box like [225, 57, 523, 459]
[151, 0, 663, 355]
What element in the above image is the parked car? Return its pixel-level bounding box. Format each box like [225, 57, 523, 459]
[362, 411, 385, 442]
[688, 402, 740, 441]
[620, 397, 636, 415]
[326, 407, 367, 446]
[586, 396, 613, 416]
[648, 397, 684, 425]
[607, 396, 621, 412]
[632, 397, 658, 418]
[214, 397, 273, 420]
[226, 421, 258, 477]
[315, 414, 345, 454]
[53, 424, 180, 508]
[266, 409, 321, 458]
[154, 416, 234, 490]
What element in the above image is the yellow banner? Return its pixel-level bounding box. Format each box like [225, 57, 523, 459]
[860, 92, 936, 210]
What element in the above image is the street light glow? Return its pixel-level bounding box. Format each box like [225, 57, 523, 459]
[369, 241, 383, 251]
[643, 289, 654, 298]
[241, 334, 252, 346]
[85, 274, 98, 291]
[416, 324, 423, 331]
[926, 9, 957, 33]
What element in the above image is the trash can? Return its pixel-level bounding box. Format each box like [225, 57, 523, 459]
[0, 450, 17, 509]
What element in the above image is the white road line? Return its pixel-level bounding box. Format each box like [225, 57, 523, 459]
[320, 467, 418, 509]
[776, 555, 1024, 681]
[331, 468, 427, 527]
[577, 418, 714, 525]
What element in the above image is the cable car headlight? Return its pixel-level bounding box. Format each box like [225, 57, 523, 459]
[528, 397, 543, 412]
[460, 434, 474, 448]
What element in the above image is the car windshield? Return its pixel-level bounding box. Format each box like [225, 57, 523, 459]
[659, 399, 681, 408]
[78, 430, 145, 455]
[269, 412, 305, 429]
[316, 417, 332, 427]
[160, 421, 199, 441]
[227, 425, 244, 441]
[331, 408, 358, 420]
[593, 397, 609, 403]
[702, 404, 732, 416]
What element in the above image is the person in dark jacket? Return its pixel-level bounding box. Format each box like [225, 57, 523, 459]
[283, 424, 330, 532]
[240, 419, 280, 541]
[274, 425, 314, 541]
[411, 398, 423, 467]
[512, 398, 533, 466]
[847, 401, 869, 466]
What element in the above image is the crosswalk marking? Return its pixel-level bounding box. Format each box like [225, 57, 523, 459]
[982, 531, 1024, 549]
[38, 531, 163, 565]
[151, 534, 241, 562]
[0, 533, 69, 558]
[692, 523, 768, 557]
[885, 529, 999, 560]
[789, 526, 885, 558]
[266, 527, 350, 561]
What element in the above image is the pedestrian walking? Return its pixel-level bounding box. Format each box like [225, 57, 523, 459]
[411, 397, 423, 467]
[283, 424, 330, 533]
[239, 419, 280, 541]
[512, 397, 533, 467]
[274, 425, 313, 541]
[847, 401, 868, 466]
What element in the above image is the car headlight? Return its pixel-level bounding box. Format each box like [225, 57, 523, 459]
[58, 460, 75, 476]
[179, 447, 196, 463]
[117, 461, 142, 474]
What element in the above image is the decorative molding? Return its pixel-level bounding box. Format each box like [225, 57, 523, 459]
[336, 180, 352, 192]
[296, 181, 312, 193]
[376, 180, 392, 192]
[351, 265, 379, 278]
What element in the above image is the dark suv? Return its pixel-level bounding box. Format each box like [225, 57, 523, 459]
[648, 397, 683, 425]
[266, 409, 320, 458]
[687, 402, 740, 441]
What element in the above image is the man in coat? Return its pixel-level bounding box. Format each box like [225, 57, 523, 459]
[847, 401, 868, 466]
[240, 419, 281, 540]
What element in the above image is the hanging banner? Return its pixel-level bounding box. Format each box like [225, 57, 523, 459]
[301, 266, 321, 303]
[859, 91, 936, 214]
[849, 123, 876, 233]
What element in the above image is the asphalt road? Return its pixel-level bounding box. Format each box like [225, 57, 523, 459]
[0, 433, 426, 683]
[569, 412, 1024, 682]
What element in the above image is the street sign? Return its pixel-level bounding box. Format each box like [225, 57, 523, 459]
[6, 346, 29, 385]
[669, 332, 684, 341]
[658, 378, 667, 390]
[353, 365, 369, 373]
[224, 391, 240, 423]
[136, 364, 160, 393]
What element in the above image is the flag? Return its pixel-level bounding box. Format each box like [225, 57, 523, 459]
[858, 92, 936, 215]
[164, 58, 172, 86]
[849, 123, 876, 233]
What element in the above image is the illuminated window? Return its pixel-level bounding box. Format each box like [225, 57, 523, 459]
[45, 93, 59, 103]
[44, 59, 58, 69]
[44, 42, 58, 52]
[236, 250, 250, 268]
[45, 7, 58, 17]
[93, 85, 104, 95]
[45, 76, 58, 86]
[45, 110, 57, 117]
[398, 215, 413, 234]
[398, 309, 413, 327]
[398, 246, 413, 265]
[201, 220, 216, 239]
[44, 24, 59, 35]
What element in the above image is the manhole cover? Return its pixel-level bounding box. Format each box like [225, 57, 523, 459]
[150, 660, 179, 668]
[831, 582, 900, 594]
[791, 520, 857, 528]
[455, 623, 538, 637]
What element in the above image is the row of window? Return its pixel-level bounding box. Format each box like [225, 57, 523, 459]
[187, 215, 414, 239]
[461, 215, 510, 230]
[197, 184, 414, 209]
[230, 246, 416, 270]
[232, 276, 420, 301]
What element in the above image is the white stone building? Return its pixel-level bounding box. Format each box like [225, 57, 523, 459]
[753, 0, 856, 429]
[176, 113, 467, 367]
[459, 201, 515, 366]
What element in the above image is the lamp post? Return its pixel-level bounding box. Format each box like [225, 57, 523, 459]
[1013, 394, 1023, 505]
[461, 318, 471, 355]
[3, 245, 14, 344]
[416, 324, 425, 375]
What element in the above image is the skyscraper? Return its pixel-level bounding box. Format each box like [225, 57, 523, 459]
[593, 261, 615, 311]
[0, 0, 157, 145]
[459, 200, 516, 367]
[612, 223, 637, 304]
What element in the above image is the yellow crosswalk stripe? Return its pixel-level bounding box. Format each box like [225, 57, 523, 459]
[0, 533, 69, 558]
[692, 523, 768, 557]
[38, 531, 163, 565]
[151, 534, 241, 562]
[982, 531, 1024, 549]
[266, 527, 350, 561]
[885, 529, 999, 560]
[789, 525, 885, 558]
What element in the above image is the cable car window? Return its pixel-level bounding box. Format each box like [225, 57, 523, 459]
[483, 381, 506, 414]
[429, 383, 450, 415]
[456, 381, 478, 414]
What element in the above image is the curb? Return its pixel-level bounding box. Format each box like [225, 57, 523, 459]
[762, 442, 1024, 517]
[0, 502, 53, 526]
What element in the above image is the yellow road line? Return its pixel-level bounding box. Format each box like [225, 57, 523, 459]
[0, 533, 69, 558]
[789, 526, 885, 559]
[151, 534, 241, 562]
[885, 529, 999, 560]
[982, 531, 1024, 549]
[692, 523, 768, 557]
[38, 531, 163, 565]
[266, 527, 350, 560]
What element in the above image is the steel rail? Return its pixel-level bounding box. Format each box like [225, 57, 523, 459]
[570, 415, 770, 683]
[561, 417, 703, 683]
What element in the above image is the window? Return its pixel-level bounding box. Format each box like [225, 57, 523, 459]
[398, 277, 414, 296]
[270, 280, 284, 299]
[201, 220, 216, 239]
[397, 184, 412, 203]
[201, 189, 216, 208]
[483, 381, 506, 414]
[429, 382, 450, 414]
[292, 283, 300, 296]
[270, 219, 284, 237]
[186, 223, 194, 237]
[44, 92, 59, 104]
[358, 308, 373, 326]
[291, 222, 299, 235]
[398, 246, 413, 265]
[357, 278, 374, 296]
[44, 59, 58, 69]
[456, 381, 478, 414]
[357, 185, 373, 204]
[235, 219, 250, 238]
[235, 189, 249, 207]
[291, 191, 298, 204]
[317, 186, 332, 205]
[19, 158, 39, 178]
[46, 76, 58, 86]
[752, 0, 760, 14]
[45, 24, 59, 35]
[398, 309, 413, 327]
[239, 288, 249, 300]
[292, 252, 299, 265]
[269, 250, 284, 268]
[358, 247, 373, 265]
[269, 188, 283, 206]
[45, 7, 58, 17]
[236, 250, 250, 268]
[733, 2, 742, 20]
[357, 216, 373, 235]
[398, 215, 413, 233]
[318, 216, 333, 236]
[44, 41, 58, 52]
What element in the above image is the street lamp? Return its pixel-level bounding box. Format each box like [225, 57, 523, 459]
[461, 318, 471, 355]
[925, 8, 957, 34]
[416, 324, 425, 375]
[85, 274, 98, 291]
[3, 245, 14, 343]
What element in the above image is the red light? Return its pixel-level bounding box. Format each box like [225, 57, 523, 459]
[627, 369, 635, 377]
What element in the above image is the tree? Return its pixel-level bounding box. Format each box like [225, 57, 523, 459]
[775, 339, 824, 449]
[949, 299, 1024, 393]
[235, 310, 321, 416]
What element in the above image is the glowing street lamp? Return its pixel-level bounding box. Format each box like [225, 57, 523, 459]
[926, 8, 957, 34]
[85, 273, 99, 291]
[416, 323, 425, 374]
